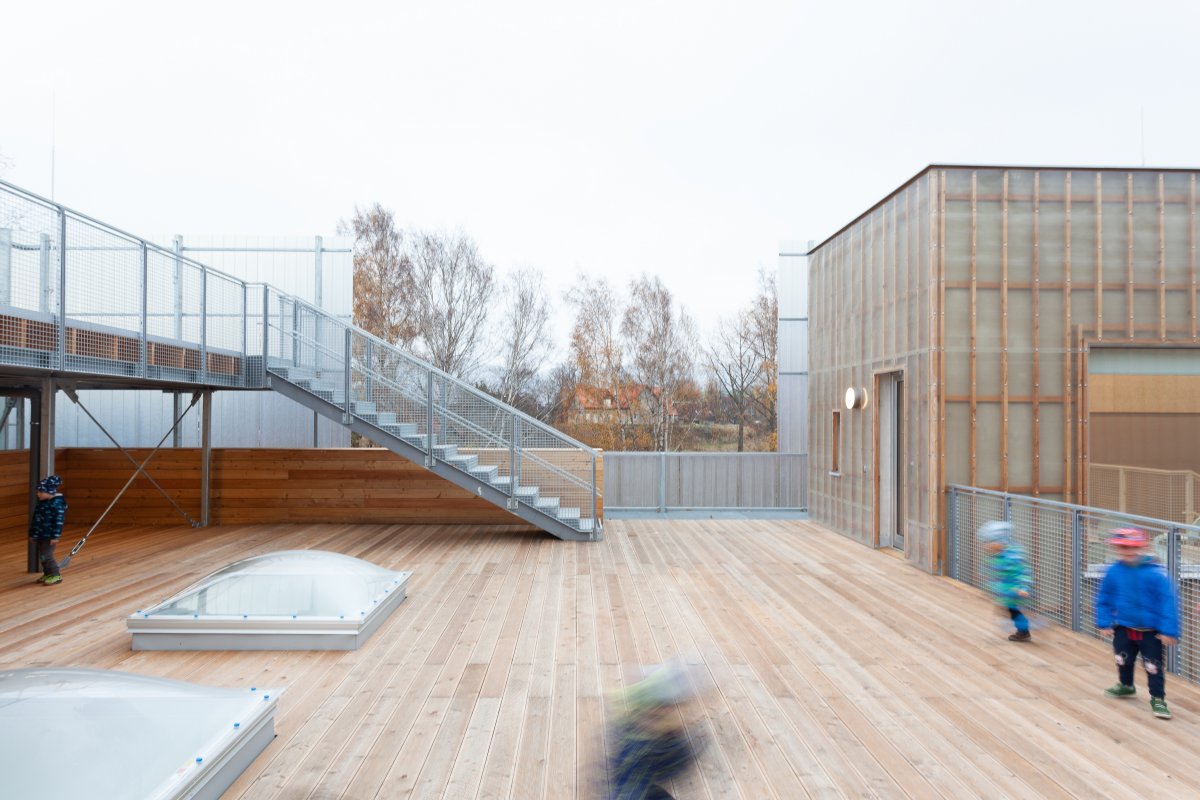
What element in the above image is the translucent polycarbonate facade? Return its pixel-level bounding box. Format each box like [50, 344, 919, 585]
[809, 166, 1200, 573]
[0, 668, 278, 800]
[127, 550, 411, 650]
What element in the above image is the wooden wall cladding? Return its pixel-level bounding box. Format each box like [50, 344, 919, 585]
[57, 448, 603, 528]
[0, 451, 29, 534]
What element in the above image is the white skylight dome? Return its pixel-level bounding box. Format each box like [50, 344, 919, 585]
[127, 550, 411, 650]
[0, 668, 279, 800]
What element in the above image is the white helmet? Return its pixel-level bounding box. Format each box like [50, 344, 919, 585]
[977, 520, 1013, 543]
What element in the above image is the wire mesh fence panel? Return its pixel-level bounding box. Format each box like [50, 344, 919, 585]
[949, 485, 1200, 688]
[205, 271, 246, 386]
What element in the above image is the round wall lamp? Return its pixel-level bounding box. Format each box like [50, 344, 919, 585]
[844, 387, 868, 410]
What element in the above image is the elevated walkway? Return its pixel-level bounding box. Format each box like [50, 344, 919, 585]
[0, 178, 602, 541]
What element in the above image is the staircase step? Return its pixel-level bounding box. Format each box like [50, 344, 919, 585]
[375, 412, 398, 426]
[514, 486, 539, 502]
[432, 444, 458, 459]
[352, 401, 377, 415]
[445, 453, 479, 471]
[535, 496, 561, 513]
[470, 465, 499, 482]
[490, 476, 513, 490]
[381, 423, 419, 439]
[556, 507, 581, 520]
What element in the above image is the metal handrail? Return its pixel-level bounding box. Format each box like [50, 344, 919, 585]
[268, 317, 598, 496]
[274, 290, 601, 457]
[950, 484, 1200, 534]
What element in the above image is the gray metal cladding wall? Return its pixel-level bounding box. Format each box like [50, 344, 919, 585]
[604, 452, 807, 510]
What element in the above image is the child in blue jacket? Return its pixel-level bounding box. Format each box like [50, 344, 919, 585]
[29, 475, 68, 585]
[978, 521, 1034, 642]
[1096, 527, 1180, 720]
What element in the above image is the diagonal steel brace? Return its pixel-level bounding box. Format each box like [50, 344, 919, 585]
[64, 388, 201, 527]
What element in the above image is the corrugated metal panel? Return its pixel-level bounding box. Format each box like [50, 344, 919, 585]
[777, 374, 808, 454]
[604, 453, 807, 510]
[778, 323, 809, 374]
[53, 390, 350, 448]
[777, 252, 809, 318]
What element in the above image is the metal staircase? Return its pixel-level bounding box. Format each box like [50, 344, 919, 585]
[263, 290, 602, 541]
[0, 177, 602, 542]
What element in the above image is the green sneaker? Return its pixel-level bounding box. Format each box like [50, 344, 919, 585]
[41, 575, 62, 585]
[34, 574, 49, 584]
[1150, 697, 1172, 719]
[1105, 683, 1137, 699]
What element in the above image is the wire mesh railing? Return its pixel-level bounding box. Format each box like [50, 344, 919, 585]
[604, 452, 807, 513]
[0, 178, 253, 386]
[264, 290, 603, 534]
[1089, 463, 1200, 525]
[948, 484, 1200, 686]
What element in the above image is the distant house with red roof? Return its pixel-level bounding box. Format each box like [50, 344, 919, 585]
[569, 383, 677, 426]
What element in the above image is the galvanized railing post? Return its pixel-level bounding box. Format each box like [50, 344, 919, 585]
[659, 450, 667, 513]
[261, 286, 270, 382]
[513, 416, 522, 500]
[199, 265, 208, 384]
[291, 300, 300, 366]
[1167, 526, 1181, 674]
[38, 233, 51, 314]
[947, 486, 959, 579]
[426, 370, 435, 466]
[343, 327, 352, 422]
[591, 454, 598, 537]
[240, 283, 248, 385]
[140, 241, 148, 379]
[1003, 493, 1013, 524]
[508, 412, 518, 509]
[56, 209, 66, 369]
[1071, 509, 1083, 632]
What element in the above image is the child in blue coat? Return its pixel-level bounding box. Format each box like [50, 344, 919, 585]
[29, 475, 68, 585]
[978, 521, 1034, 642]
[1096, 527, 1180, 720]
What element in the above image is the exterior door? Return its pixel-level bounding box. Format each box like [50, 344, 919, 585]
[876, 372, 905, 550]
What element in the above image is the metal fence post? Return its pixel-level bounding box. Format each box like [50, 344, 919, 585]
[0, 227, 11, 306]
[1003, 493, 1013, 523]
[38, 233, 51, 314]
[261, 285, 271, 385]
[1071, 509, 1083, 632]
[199, 265, 208, 384]
[342, 327, 352, 422]
[240, 283, 248, 385]
[56, 210, 66, 369]
[425, 370, 435, 466]
[947, 486, 959, 579]
[314, 235, 323, 308]
[140, 242, 148, 379]
[173, 235, 183, 341]
[508, 412, 519, 509]
[592, 454, 598, 536]
[1167, 527, 1181, 674]
[659, 450, 666, 513]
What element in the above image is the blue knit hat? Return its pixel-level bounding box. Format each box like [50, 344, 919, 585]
[977, 520, 1013, 543]
[36, 475, 61, 494]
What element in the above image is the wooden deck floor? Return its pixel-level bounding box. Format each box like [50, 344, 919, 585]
[3, 518, 1200, 799]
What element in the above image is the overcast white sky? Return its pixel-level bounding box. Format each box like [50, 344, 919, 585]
[3, 1, 1199, 347]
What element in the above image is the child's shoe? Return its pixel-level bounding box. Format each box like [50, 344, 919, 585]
[41, 575, 62, 585]
[1105, 683, 1137, 698]
[1007, 631, 1031, 642]
[34, 574, 49, 584]
[1150, 697, 1172, 719]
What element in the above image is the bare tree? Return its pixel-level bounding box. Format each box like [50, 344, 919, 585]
[344, 203, 416, 348]
[747, 268, 778, 436]
[566, 275, 627, 445]
[494, 268, 552, 408]
[622, 274, 696, 451]
[409, 230, 496, 379]
[708, 310, 759, 452]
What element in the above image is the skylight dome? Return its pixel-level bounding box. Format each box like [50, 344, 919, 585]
[127, 550, 411, 650]
[0, 668, 279, 800]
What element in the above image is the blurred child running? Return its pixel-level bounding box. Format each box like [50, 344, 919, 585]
[978, 520, 1034, 642]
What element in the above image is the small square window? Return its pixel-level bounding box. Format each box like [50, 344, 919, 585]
[831, 410, 842, 474]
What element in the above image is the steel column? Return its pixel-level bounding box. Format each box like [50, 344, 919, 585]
[426, 370, 435, 466]
[343, 327, 352, 422]
[1167, 527, 1181, 673]
[314, 235, 323, 308]
[201, 390, 212, 527]
[947, 486, 959, 579]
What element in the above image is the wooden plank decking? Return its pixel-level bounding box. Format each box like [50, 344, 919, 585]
[3, 518, 1199, 799]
